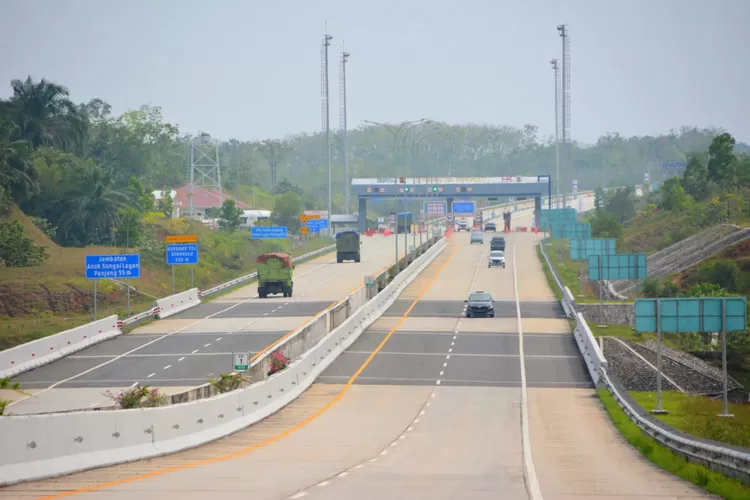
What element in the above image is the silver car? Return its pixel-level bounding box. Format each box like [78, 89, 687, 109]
[488, 250, 506, 268]
[470, 231, 483, 244]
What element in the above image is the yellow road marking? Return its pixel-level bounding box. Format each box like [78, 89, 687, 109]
[39, 246, 457, 499]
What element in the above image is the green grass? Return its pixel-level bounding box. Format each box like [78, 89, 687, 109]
[536, 244, 562, 301]
[597, 389, 750, 499]
[0, 213, 334, 350]
[629, 391, 750, 449]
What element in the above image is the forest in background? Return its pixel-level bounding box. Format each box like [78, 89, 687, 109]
[2, 75, 750, 256]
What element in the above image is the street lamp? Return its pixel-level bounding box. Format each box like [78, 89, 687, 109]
[362, 118, 427, 272]
[551, 59, 561, 208]
[406, 126, 440, 244]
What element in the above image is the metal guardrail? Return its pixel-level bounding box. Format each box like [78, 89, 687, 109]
[539, 232, 750, 480]
[600, 368, 750, 478]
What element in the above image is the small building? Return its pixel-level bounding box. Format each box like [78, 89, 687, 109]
[173, 185, 250, 219]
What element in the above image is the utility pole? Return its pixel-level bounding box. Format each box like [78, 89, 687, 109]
[322, 28, 333, 234]
[551, 59, 561, 208]
[557, 24, 570, 207]
[340, 47, 350, 214]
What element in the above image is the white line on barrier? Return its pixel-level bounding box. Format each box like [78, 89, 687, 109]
[513, 243, 544, 500]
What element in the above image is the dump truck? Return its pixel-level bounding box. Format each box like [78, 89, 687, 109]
[336, 230, 361, 263]
[256, 252, 294, 298]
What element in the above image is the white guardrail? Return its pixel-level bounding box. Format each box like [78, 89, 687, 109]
[0, 234, 448, 486]
[538, 237, 750, 481]
[0, 244, 337, 380]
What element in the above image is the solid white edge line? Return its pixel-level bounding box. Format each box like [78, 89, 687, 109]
[513, 242, 544, 500]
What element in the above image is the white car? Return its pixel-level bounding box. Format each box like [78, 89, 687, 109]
[456, 220, 470, 232]
[488, 250, 506, 268]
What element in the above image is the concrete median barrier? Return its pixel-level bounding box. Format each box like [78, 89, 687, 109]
[0, 316, 121, 379]
[154, 288, 201, 319]
[0, 235, 447, 486]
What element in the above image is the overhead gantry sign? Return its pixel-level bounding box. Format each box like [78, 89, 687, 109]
[350, 175, 552, 232]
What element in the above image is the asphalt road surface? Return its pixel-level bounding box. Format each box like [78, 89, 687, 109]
[2, 204, 711, 499]
[7, 235, 412, 414]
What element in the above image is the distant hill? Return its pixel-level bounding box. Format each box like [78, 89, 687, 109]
[736, 142, 750, 154]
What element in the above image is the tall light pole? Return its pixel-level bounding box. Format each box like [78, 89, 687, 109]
[339, 48, 350, 213]
[362, 118, 426, 271]
[407, 126, 439, 245]
[402, 121, 430, 257]
[322, 30, 333, 234]
[557, 24, 571, 207]
[551, 59, 561, 207]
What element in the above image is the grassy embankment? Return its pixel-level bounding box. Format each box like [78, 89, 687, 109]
[537, 237, 750, 497]
[598, 389, 750, 499]
[0, 201, 333, 350]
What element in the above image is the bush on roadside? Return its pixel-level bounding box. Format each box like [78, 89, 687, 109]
[268, 351, 289, 376]
[209, 373, 245, 393]
[102, 385, 168, 409]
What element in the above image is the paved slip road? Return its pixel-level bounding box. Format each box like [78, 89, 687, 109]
[7, 234, 413, 414]
[2, 207, 713, 499]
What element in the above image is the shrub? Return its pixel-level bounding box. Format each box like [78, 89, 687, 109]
[102, 385, 168, 409]
[209, 373, 245, 393]
[268, 351, 289, 376]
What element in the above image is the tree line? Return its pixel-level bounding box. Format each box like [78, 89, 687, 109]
[1, 75, 749, 264]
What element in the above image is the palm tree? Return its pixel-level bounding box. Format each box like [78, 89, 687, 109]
[0, 118, 37, 201]
[57, 162, 132, 245]
[6, 76, 87, 152]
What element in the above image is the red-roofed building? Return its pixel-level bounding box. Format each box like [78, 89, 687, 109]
[174, 185, 250, 219]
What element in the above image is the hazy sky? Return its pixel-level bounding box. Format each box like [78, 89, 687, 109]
[2, 0, 749, 144]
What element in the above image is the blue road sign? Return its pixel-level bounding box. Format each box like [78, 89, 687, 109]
[306, 219, 328, 229]
[167, 244, 198, 265]
[570, 239, 616, 261]
[251, 226, 288, 239]
[85, 254, 140, 279]
[453, 202, 475, 214]
[587, 253, 647, 281]
[635, 297, 747, 333]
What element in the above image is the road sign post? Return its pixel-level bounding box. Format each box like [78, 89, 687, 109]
[85, 254, 141, 320]
[166, 235, 198, 291]
[635, 297, 747, 416]
[166, 243, 199, 292]
[233, 352, 250, 372]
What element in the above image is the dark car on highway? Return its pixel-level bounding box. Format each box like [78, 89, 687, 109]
[484, 222, 496, 232]
[465, 291, 495, 318]
[490, 236, 505, 251]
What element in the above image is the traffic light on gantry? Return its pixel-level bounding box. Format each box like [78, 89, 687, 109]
[432, 185, 438, 192]
[404, 186, 410, 193]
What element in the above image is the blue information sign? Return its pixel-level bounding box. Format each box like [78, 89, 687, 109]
[85, 254, 141, 279]
[167, 244, 198, 265]
[453, 202, 475, 214]
[307, 219, 328, 230]
[635, 297, 747, 333]
[251, 226, 288, 239]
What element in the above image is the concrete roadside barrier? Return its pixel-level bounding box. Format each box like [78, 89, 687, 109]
[0, 316, 121, 379]
[154, 288, 201, 319]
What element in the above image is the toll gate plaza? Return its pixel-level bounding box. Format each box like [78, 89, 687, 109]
[351, 175, 552, 232]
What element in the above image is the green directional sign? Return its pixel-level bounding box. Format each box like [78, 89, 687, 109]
[570, 238, 616, 260]
[541, 208, 577, 231]
[551, 222, 591, 239]
[587, 253, 647, 280]
[635, 297, 747, 333]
